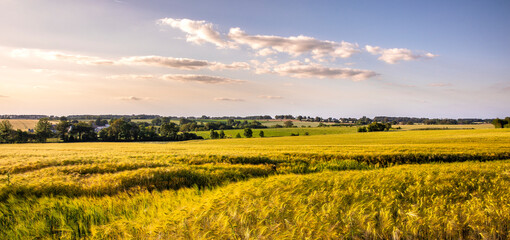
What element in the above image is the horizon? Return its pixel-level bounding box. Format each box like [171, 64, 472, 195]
[0, 0, 509, 118]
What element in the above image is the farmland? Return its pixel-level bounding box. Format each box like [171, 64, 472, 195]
[0, 128, 509, 239]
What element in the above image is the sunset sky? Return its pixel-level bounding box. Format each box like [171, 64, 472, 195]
[0, 0, 509, 118]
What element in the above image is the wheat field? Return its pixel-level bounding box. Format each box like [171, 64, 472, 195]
[0, 128, 509, 239]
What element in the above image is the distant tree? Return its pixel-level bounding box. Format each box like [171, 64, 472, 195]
[357, 126, 367, 132]
[219, 130, 225, 139]
[235, 133, 242, 138]
[0, 120, 14, 143]
[161, 122, 179, 139]
[151, 118, 162, 126]
[492, 118, 505, 128]
[283, 120, 294, 128]
[55, 120, 71, 141]
[35, 118, 53, 142]
[95, 118, 108, 126]
[210, 129, 219, 139]
[366, 122, 391, 132]
[259, 130, 265, 138]
[243, 128, 253, 138]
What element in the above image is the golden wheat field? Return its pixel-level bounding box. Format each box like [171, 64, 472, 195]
[1, 128, 510, 239]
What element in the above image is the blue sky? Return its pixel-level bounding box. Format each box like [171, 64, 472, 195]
[0, 0, 508, 118]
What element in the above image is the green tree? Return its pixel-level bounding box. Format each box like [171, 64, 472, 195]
[235, 133, 242, 138]
[161, 122, 179, 139]
[259, 130, 265, 138]
[0, 120, 14, 143]
[283, 120, 294, 128]
[210, 129, 219, 139]
[492, 118, 505, 128]
[35, 118, 53, 142]
[243, 128, 253, 138]
[55, 120, 71, 141]
[219, 130, 225, 139]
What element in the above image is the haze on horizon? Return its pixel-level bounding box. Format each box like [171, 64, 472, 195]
[0, 0, 508, 118]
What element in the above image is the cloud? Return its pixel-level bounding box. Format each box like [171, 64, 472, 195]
[158, 18, 360, 61]
[157, 18, 229, 48]
[11, 48, 115, 65]
[120, 56, 210, 70]
[161, 74, 245, 84]
[428, 83, 452, 87]
[118, 96, 147, 101]
[229, 28, 360, 60]
[257, 60, 377, 81]
[258, 95, 283, 99]
[214, 97, 245, 102]
[106, 74, 156, 80]
[11, 48, 249, 71]
[365, 45, 437, 64]
[0, 95, 8, 98]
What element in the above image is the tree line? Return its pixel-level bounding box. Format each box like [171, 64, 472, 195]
[0, 118, 203, 144]
[492, 118, 510, 128]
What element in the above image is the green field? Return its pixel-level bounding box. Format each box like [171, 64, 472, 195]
[194, 125, 356, 139]
[1, 128, 509, 239]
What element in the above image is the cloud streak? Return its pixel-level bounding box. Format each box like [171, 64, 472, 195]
[229, 28, 360, 60]
[11, 49, 115, 65]
[214, 97, 245, 102]
[162, 74, 245, 84]
[365, 45, 437, 64]
[254, 60, 377, 81]
[118, 96, 147, 101]
[11, 48, 249, 70]
[258, 95, 283, 99]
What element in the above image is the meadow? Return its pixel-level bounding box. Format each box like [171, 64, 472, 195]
[0, 128, 509, 239]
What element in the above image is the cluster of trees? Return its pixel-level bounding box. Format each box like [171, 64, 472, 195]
[357, 122, 392, 132]
[0, 118, 203, 144]
[209, 128, 265, 139]
[0, 119, 53, 143]
[492, 118, 510, 128]
[179, 119, 266, 132]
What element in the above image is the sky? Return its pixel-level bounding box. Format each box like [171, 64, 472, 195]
[0, 0, 509, 118]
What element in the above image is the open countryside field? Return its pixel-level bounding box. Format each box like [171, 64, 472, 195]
[195, 125, 357, 139]
[194, 124, 491, 139]
[0, 119, 58, 131]
[1, 128, 510, 239]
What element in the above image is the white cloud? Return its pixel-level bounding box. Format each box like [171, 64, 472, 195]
[365, 45, 437, 64]
[106, 74, 156, 80]
[214, 97, 245, 102]
[11, 48, 249, 71]
[208, 61, 250, 70]
[157, 18, 229, 48]
[120, 56, 210, 70]
[255, 60, 377, 81]
[258, 95, 283, 99]
[158, 18, 361, 61]
[118, 96, 147, 101]
[228, 27, 360, 60]
[161, 74, 245, 84]
[257, 48, 277, 56]
[11, 48, 114, 65]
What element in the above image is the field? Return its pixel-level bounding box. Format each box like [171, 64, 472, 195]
[1, 128, 509, 239]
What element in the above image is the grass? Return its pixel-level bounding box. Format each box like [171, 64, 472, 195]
[194, 125, 357, 139]
[0, 128, 509, 239]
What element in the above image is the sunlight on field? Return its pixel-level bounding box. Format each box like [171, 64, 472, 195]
[1, 128, 509, 239]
